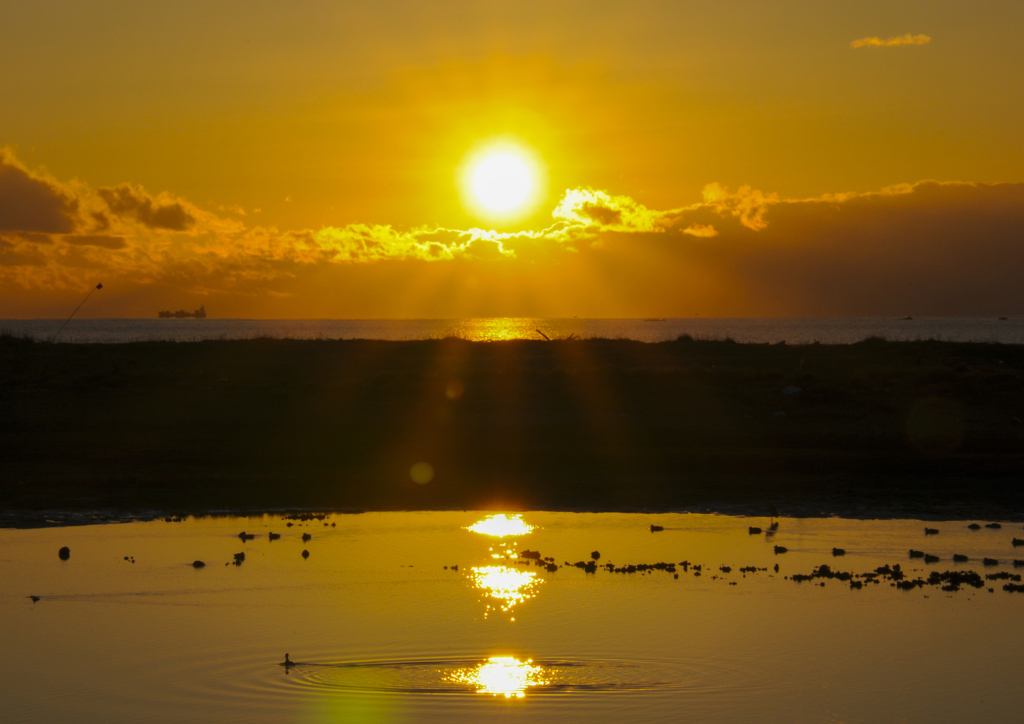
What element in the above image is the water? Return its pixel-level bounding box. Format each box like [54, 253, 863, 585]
[3, 511, 1022, 722]
[3, 316, 1024, 344]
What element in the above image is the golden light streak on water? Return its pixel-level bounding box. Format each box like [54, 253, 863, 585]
[448, 656, 549, 698]
[466, 513, 534, 537]
[469, 566, 541, 612]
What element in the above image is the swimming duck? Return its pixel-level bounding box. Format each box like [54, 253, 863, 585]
[281, 653, 296, 667]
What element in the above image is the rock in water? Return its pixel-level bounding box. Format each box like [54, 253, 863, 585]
[58, 546, 70, 560]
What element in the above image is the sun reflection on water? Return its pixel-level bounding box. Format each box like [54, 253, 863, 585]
[449, 656, 549, 698]
[470, 565, 541, 612]
[466, 513, 534, 537]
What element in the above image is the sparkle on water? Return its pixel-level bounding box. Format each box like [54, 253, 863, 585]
[469, 566, 541, 612]
[466, 513, 534, 537]
[449, 656, 549, 698]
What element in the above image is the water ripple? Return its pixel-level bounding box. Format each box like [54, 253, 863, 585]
[270, 655, 747, 697]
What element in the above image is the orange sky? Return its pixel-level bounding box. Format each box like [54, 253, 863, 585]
[2, 1, 1023, 318]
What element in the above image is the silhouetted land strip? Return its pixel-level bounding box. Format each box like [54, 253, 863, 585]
[2, 335, 1023, 519]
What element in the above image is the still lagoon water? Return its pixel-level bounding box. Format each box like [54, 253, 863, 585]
[3, 511, 1023, 723]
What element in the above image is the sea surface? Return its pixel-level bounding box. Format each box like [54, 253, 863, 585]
[3, 317, 1024, 344]
[3, 511, 1023, 723]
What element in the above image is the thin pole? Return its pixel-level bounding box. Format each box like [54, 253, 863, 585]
[52, 283, 103, 342]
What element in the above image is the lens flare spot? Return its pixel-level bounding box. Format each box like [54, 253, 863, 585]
[466, 513, 534, 537]
[445, 380, 464, 400]
[410, 463, 434, 485]
[448, 656, 549, 698]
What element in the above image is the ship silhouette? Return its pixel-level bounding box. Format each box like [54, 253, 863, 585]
[158, 305, 207, 319]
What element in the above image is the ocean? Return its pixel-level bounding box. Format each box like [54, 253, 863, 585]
[3, 317, 1023, 344]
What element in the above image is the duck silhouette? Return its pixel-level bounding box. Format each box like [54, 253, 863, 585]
[281, 653, 296, 667]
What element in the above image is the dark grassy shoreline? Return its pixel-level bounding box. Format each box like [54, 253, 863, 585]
[3, 334, 1024, 522]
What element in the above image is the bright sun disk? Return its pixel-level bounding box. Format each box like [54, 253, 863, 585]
[459, 140, 544, 223]
[471, 154, 532, 212]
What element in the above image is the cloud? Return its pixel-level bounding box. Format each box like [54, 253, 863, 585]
[0, 149, 78, 233]
[3, 148, 1024, 318]
[61, 235, 127, 250]
[697, 183, 776, 231]
[682, 224, 718, 238]
[552, 188, 664, 232]
[97, 184, 196, 231]
[851, 34, 931, 49]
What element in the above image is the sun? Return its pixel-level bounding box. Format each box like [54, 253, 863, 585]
[459, 139, 545, 224]
[472, 154, 531, 212]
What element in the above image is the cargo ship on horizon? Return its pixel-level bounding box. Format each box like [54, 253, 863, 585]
[158, 305, 207, 319]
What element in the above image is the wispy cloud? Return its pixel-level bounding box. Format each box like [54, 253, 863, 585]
[851, 34, 931, 49]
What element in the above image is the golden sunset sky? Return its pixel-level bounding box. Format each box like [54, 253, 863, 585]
[2, 1, 1023, 318]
